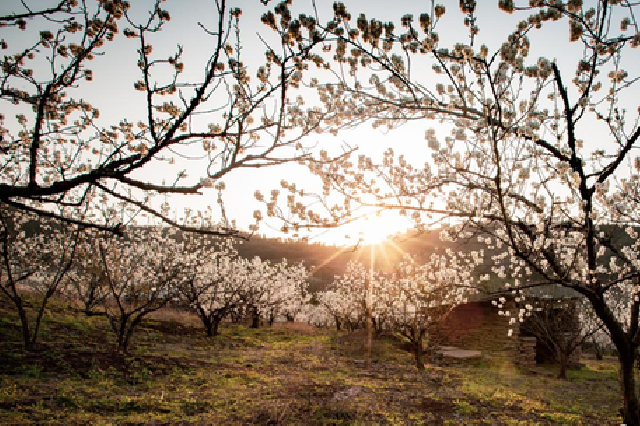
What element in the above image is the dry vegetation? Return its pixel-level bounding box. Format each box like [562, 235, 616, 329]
[0, 295, 624, 424]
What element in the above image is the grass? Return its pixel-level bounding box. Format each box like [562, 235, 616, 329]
[0, 295, 626, 424]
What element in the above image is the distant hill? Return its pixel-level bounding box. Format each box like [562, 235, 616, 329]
[234, 224, 639, 295]
[19, 214, 636, 295]
[233, 229, 471, 291]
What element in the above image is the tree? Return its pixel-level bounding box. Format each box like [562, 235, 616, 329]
[256, 1, 640, 422]
[313, 253, 475, 370]
[76, 226, 186, 352]
[520, 298, 604, 379]
[323, 261, 379, 332]
[64, 229, 111, 315]
[0, 0, 343, 236]
[0, 204, 83, 350]
[313, 288, 350, 331]
[181, 256, 243, 337]
[313, 261, 391, 367]
[261, 259, 310, 326]
[178, 237, 244, 337]
[389, 254, 475, 370]
[233, 256, 309, 328]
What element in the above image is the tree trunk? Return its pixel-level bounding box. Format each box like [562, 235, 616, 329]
[592, 337, 603, 360]
[203, 317, 214, 337]
[414, 338, 424, 371]
[229, 307, 238, 323]
[197, 307, 214, 337]
[557, 354, 568, 380]
[121, 327, 133, 353]
[372, 317, 385, 337]
[365, 308, 372, 369]
[120, 313, 144, 353]
[118, 317, 129, 353]
[250, 306, 260, 329]
[212, 310, 225, 337]
[212, 317, 221, 336]
[619, 347, 640, 425]
[111, 312, 133, 353]
[15, 297, 33, 351]
[31, 298, 49, 348]
[116, 318, 128, 352]
[555, 340, 569, 380]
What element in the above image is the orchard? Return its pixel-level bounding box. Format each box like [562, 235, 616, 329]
[1, 0, 639, 423]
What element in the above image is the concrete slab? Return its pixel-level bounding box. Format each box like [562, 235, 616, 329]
[439, 348, 482, 359]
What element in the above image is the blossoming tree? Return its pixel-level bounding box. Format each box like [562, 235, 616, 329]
[520, 298, 604, 379]
[178, 237, 242, 337]
[0, 0, 345, 236]
[0, 205, 84, 350]
[257, 0, 640, 421]
[78, 226, 187, 352]
[234, 256, 309, 328]
[389, 254, 476, 370]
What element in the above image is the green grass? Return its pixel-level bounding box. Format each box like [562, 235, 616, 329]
[0, 295, 626, 424]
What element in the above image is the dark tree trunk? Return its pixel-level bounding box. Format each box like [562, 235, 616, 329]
[29, 289, 55, 349]
[212, 317, 221, 336]
[116, 316, 128, 352]
[231, 307, 241, 323]
[413, 339, 424, 370]
[121, 327, 133, 353]
[117, 315, 129, 353]
[557, 353, 568, 380]
[119, 313, 144, 353]
[556, 340, 569, 380]
[619, 347, 640, 425]
[372, 317, 384, 337]
[203, 317, 214, 337]
[109, 312, 135, 353]
[197, 307, 214, 337]
[211, 309, 226, 337]
[250, 306, 260, 329]
[15, 298, 33, 351]
[12, 290, 57, 351]
[592, 337, 604, 360]
[590, 294, 640, 425]
[365, 308, 372, 369]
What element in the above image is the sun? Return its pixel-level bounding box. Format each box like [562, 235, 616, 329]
[353, 214, 398, 245]
[318, 210, 413, 246]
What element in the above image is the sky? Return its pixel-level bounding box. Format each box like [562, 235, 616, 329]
[2, 0, 639, 246]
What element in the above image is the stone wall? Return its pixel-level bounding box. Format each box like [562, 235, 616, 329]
[438, 301, 520, 366]
[517, 336, 537, 367]
[438, 299, 582, 368]
[520, 299, 583, 366]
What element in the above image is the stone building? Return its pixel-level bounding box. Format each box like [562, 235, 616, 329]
[437, 295, 582, 368]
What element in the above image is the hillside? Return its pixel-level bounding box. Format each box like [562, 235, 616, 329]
[234, 229, 470, 291]
[234, 223, 638, 295]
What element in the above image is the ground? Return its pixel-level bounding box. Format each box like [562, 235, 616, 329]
[0, 297, 625, 424]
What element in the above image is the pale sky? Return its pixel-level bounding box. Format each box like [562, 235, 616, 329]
[3, 0, 638, 245]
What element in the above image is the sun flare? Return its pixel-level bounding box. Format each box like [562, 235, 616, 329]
[354, 215, 397, 245]
[321, 210, 412, 247]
